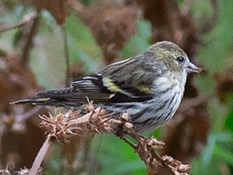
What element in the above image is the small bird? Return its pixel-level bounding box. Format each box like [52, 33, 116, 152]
[12, 41, 203, 132]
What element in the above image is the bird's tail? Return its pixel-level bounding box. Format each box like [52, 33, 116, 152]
[10, 88, 76, 107]
[10, 97, 51, 105]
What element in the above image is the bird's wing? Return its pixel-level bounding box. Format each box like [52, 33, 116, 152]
[71, 72, 153, 104]
[70, 74, 114, 103]
[71, 54, 157, 103]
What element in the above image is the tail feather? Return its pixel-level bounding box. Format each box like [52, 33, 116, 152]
[10, 88, 82, 107]
[10, 97, 51, 105]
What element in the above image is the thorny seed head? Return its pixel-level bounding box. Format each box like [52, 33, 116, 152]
[86, 107, 115, 135]
[162, 155, 191, 174]
[124, 122, 133, 129]
[147, 137, 165, 149]
[83, 99, 95, 112]
[147, 155, 191, 175]
[0, 169, 11, 175]
[178, 164, 191, 173]
[39, 110, 81, 143]
[16, 167, 43, 175]
[120, 112, 131, 121]
[38, 102, 118, 142]
[147, 159, 162, 174]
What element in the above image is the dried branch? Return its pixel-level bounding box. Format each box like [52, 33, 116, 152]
[2, 101, 191, 175]
[62, 27, 70, 87]
[39, 109, 81, 143]
[0, 13, 37, 34]
[21, 13, 40, 67]
[118, 114, 190, 175]
[16, 106, 42, 123]
[29, 136, 53, 175]
[26, 101, 115, 174]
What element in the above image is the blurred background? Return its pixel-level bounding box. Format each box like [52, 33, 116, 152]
[0, 0, 232, 174]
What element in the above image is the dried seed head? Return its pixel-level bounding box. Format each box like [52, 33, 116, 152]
[178, 164, 191, 172]
[120, 113, 131, 121]
[124, 122, 133, 129]
[83, 100, 95, 112]
[0, 169, 11, 175]
[147, 137, 165, 149]
[39, 110, 81, 143]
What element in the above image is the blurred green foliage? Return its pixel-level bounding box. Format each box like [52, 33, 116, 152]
[191, 0, 233, 174]
[120, 19, 151, 59]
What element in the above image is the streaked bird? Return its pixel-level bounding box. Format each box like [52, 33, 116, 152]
[12, 41, 203, 132]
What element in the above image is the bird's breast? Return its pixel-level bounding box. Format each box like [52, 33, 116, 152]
[152, 74, 181, 94]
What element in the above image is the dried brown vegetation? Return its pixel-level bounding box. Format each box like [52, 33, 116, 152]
[2, 102, 190, 175]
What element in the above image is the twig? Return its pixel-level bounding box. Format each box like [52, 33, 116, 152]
[62, 27, 70, 87]
[29, 135, 54, 175]
[117, 114, 190, 175]
[16, 106, 42, 122]
[0, 12, 37, 34]
[21, 13, 40, 67]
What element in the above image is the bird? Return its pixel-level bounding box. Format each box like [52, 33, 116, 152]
[11, 41, 203, 133]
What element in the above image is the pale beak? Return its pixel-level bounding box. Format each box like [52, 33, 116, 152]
[186, 62, 205, 73]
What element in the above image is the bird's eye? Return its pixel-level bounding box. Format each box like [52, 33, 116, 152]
[176, 56, 185, 63]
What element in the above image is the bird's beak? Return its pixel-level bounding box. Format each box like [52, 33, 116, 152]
[186, 62, 205, 73]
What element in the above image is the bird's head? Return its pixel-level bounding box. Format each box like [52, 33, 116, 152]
[148, 41, 204, 77]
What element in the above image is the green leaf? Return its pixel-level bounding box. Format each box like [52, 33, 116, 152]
[214, 132, 233, 142]
[65, 14, 102, 71]
[91, 135, 146, 175]
[213, 145, 233, 165]
[201, 134, 216, 167]
[31, 29, 66, 89]
[116, 160, 146, 174]
[225, 109, 233, 132]
[198, 0, 233, 74]
[67, 35, 100, 72]
[120, 19, 151, 58]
